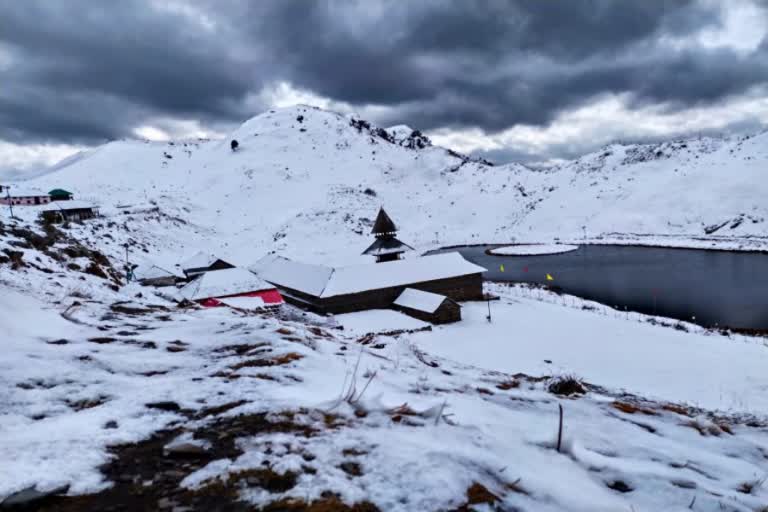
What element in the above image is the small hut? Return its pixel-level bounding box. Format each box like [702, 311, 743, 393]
[393, 288, 461, 324]
[39, 201, 98, 223]
[132, 263, 183, 287]
[180, 251, 235, 280]
[362, 208, 414, 263]
[49, 189, 74, 201]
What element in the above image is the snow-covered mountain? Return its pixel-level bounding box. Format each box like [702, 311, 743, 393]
[12, 104, 768, 270]
[3, 105, 768, 510]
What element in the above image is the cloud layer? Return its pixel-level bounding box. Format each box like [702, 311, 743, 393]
[1, 0, 767, 168]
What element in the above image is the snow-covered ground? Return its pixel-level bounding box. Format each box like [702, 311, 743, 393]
[2, 282, 768, 511]
[335, 309, 429, 335]
[488, 244, 580, 256]
[414, 284, 768, 414]
[2, 105, 768, 510]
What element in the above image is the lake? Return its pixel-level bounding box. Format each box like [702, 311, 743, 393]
[442, 244, 768, 331]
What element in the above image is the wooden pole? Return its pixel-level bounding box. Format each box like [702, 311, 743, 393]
[5, 186, 14, 219]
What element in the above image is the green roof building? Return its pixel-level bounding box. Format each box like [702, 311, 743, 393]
[48, 189, 73, 201]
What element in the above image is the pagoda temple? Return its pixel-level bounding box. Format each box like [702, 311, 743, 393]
[362, 207, 414, 263]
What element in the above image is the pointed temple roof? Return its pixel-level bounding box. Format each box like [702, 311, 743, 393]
[371, 207, 398, 236]
[361, 236, 414, 257]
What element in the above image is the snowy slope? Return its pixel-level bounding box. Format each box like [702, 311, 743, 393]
[3, 106, 768, 510]
[10, 105, 766, 272]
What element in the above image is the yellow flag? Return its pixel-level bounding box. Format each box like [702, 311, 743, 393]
[500, 264, 505, 272]
[546, 273, 554, 281]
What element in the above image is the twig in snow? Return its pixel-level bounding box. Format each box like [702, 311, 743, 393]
[60, 303, 86, 325]
[556, 403, 564, 453]
[688, 495, 696, 509]
[351, 370, 377, 405]
[434, 400, 447, 426]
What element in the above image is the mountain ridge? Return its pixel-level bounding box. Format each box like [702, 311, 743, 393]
[8, 104, 767, 268]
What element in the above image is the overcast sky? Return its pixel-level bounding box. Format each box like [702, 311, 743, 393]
[2, 0, 768, 174]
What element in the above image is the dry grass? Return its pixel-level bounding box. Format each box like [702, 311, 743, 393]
[681, 417, 732, 437]
[229, 352, 303, 370]
[496, 380, 520, 390]
[451, 482, 500, 511]
[196, 467, 298, 495]
[662, 403, 693, 417]
[612, 401, 658, 416]
[260, 497, 380, 512]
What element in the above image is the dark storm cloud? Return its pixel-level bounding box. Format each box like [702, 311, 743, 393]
[237, 0, 767, 131]
[2, 0, 768, 151]
[473, 114, 768, 165]
[0, 0, 257, 143]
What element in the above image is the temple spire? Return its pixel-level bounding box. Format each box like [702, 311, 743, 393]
[362, 207, 414, 262]
[371, 207, 397, 236]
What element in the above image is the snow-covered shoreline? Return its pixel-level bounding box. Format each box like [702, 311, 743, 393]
[487, 244, 580, 256]
[433, 233, 768, 257]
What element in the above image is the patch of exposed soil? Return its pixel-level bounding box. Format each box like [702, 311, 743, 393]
[9, 411, 331, 511]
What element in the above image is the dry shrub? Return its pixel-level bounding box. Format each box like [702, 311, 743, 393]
[737, 475, 767, 495]
[682, 417, 729, 437]
[460, 482, 500, 510]
[612, 401, 658, 416]
[548, 375, 586, 396]
[496, 380, 520, 390]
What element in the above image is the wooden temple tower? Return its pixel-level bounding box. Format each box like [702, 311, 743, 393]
[362, 207, 414, 263]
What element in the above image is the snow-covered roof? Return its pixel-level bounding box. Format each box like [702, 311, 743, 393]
[3, 188, 48, 197]
[250, 254, 334, 297]
[394, 288, 452, 314]
[40, 200, 97, 211]
[218, 296, 267, 310]
[180, 251, 223, 270]
[254, 252, 486, 299]
[132, 262, 184, 280]
[323, 253, 486, 297]
[178, 267, 275, 301]
[362, 236, 414, 256]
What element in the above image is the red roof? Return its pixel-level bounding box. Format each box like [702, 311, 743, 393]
[198, 289, 284, 308]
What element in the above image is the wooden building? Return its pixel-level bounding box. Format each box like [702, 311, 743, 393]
[362, 208, 414, 262]
[179, 251, 235, 279]
[131, 263, 183, 287]
[251, 252, 486, 315]
[0, 189, 52, 206]
[393, 288, 461, 324]
[39, 201, 98, 223]
[178, 267, 284, 309]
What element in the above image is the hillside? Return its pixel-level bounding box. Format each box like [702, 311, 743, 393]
[10, 105, 766, 273]
[3, 106, 768, 510]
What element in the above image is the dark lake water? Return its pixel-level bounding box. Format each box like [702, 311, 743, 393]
[443, 245, 768, 331]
